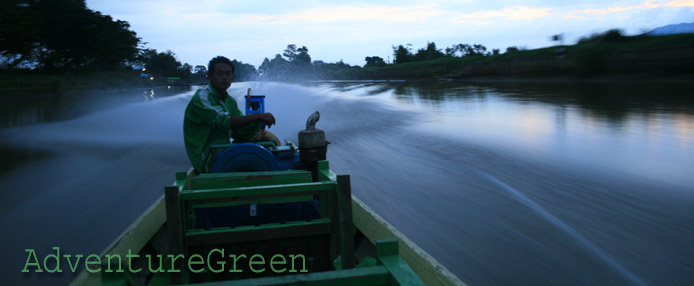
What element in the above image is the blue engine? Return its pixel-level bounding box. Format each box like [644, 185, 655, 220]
[210, 143, 300, 173]
[209, 93, 321, 174]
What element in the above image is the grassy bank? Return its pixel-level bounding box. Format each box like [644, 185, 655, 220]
[342, 33, 694, 80]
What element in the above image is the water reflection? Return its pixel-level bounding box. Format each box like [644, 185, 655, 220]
[317, 80, 693, 117]
[142, 89, 157, 102]
[307, 80, 694, 187]
[0, 144, 52, 176]
[0, 86, 191, 128]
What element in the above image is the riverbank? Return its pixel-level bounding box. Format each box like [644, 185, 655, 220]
[334, 33, 694, 81]
[0, 71, 174, 95]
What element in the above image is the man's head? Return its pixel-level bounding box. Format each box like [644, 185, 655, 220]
[207, 56, 235, 93]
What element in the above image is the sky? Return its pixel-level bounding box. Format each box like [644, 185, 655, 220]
[86, 0, 694, 68]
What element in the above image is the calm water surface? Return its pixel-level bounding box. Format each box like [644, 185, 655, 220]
[0, 81, 692, 285]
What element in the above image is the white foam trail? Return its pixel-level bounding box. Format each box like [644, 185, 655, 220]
[477, 170, 646, 286]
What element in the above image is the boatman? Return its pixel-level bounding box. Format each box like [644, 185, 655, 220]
[183, 56, 277, 173]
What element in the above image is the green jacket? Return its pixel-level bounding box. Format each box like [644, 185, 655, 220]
[183, 85, 262, 171]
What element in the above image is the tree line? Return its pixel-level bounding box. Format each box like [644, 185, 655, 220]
[1, 0, 139, 72]
[254, 41, 526, 80]
[1, 0, 567, 83]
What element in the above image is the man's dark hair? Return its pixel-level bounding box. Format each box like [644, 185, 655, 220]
[208, 56, 234, 75]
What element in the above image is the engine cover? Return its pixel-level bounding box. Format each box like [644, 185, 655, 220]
[211, 143, 280, 173]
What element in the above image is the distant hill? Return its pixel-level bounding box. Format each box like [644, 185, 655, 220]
[648, 22, 694, 36]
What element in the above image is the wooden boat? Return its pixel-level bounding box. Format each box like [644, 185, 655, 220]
[70, 160, 463, 285]
[70, 96, 464, 285]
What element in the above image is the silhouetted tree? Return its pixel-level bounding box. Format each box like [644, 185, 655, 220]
[364, 56, 386, 67]
[578, 29, 626, 44]
[192, 65, 207, 82]
[283, 44, 297, 61]
[392, 44, 413, 64]
[178, 63, 192, 81]
[414, 42, 445, 61]
[470, 44, 487, 56]
[262, 44, 313, 80]
[445, 43, 488, 57]
[259, 57, 271, 76]
[144, 50, 180, 78]
[445, 44, 467, 57]
[0, 0, 140, 72]
[231, 59, 258, 81]
[293, 46, 311, 66]
[506, 46, 520, 53]
[267, 54, 290, 80]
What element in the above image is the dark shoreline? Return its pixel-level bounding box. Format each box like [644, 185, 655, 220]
[3, 72, 693, 97]
[306, 74, 694, 85]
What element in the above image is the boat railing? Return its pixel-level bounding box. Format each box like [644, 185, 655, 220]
[164, 162, 357, 283]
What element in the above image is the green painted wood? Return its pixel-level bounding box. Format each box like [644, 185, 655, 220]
[190, 195, 314, 209]
[375, 239, 424, 285]
[376, 239, 399, 257]
[165, 185, 185, 284]
[176, 171, 188, 186]
[190, 171, 312, 190]
[185, 219, 332, 246]
[317, 160, 337, 182]
[351, 197, 466, 286]
[337, 175, 356, 269]
[329, 179, 340, 262]
[180, 181, 336, 201]
[186, 266, 392, 286]
[75, 158, 463, 285]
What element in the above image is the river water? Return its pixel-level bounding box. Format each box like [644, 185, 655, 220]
[0, 81, 692, 285]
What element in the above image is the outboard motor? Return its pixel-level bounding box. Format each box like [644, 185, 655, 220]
[298, 111, 329, 174]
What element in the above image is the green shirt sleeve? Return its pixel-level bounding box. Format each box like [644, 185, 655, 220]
[183, 88, 233, 172]
[191, 92, 231, 131]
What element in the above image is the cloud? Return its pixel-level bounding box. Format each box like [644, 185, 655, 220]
[451, 6, 552, 23]
[235, 5, 447, 24]
[564, 0, 694, 19]
[667, 0, 694, 7]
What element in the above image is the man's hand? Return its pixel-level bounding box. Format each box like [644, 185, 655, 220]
[262, 113, 275, 127]
[229, 112, 276, 129]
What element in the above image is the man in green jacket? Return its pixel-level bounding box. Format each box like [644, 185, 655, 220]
[184, 56, 276, 172]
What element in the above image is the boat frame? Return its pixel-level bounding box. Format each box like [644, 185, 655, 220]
[71, 160, 464, 285]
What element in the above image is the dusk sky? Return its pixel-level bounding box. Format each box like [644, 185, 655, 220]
[86, 0, 694, 68]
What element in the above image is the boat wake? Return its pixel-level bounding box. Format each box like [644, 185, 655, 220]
[476, 170, 647, 286]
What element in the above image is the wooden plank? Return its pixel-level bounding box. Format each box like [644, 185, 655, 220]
[180, 181, 336, 201]
[185, 266, 391, 286]
[165, 185, 185, 284]
[184, 192, 320, 209]
[190, 195, 314, 209]
[185, 219, 332, 247]
[185, 167, 197, 190]
[190, 170, 312, 190]
[193, 170, 309, 180]
[351, 196, 466, 286]
[329, 181, 340, 262]
[376, 239, 424, 285]
[317, 160, 337, 182]
[337, 175, 356, 269]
